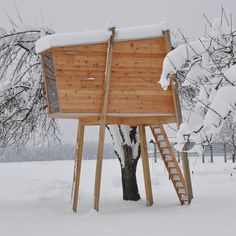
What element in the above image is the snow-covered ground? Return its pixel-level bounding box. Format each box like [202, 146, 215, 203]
[0, 157, 236, 236]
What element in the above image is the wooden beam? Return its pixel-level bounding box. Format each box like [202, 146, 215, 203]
[94, 27, 116, 212]
[139, 126, 153, 206]
[170, 74, 193, 203]
[49, 113, 177, 125]
[79, 116, 176, 126]
[72, 121, 85, 212]
[40, 55, 51, 114]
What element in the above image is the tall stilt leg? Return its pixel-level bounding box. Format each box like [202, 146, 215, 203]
[72, 121, 85, 212]
[181, 151, 193, 202]
[93, 27, 116, 212]
[139, 126, 153, 206]
[94, 123, 106, 211]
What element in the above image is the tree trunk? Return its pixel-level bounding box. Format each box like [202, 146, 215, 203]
[107, 125, 141, 201]
[120, 144, 140, 201]
[202, 146, 205, 163]
[210, 144, 213, 163]
[224, 143, 227, 163]
[232, 144, 236, 163]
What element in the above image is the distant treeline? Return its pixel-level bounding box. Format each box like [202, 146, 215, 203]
[1, 141, 234, 163]
[0, 141, 116, 163]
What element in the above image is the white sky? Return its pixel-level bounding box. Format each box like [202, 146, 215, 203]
[1, 0, 236, 144]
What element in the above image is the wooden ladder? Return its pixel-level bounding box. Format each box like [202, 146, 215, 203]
[150, 124, 189, 205]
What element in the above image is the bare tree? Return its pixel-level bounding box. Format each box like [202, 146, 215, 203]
[0, 22, 59, 149]
[215, 116, 236, 162]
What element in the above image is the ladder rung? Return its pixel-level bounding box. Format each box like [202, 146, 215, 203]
[164, 155, 172, 161]
[167, 162, 175, 168]
[178, 188, 186, 194]
[172, 174, 180, 181]
[175, 181, 184, 188]
[154, 128, 162, 134]
[150, 125, 188, 206]
[180, 195, 189, 202]
[169, 166, 176, 169]
[157, 135, 164, 141]
[179, 192, 187, 196]
[170, 169, 178, 174]
[162, 149, 170, 155]
[159, 142, 167, 148]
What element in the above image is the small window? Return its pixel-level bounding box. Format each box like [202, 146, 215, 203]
[42, 52, 60, 113]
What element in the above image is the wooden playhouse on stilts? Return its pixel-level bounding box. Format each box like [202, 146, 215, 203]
[36, 23, 193, 212]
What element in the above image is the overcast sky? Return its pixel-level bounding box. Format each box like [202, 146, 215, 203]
[1, 0, 236, 144]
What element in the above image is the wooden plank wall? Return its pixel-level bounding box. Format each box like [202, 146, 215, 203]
[53, 44, 106, 114]
[50, 37, 175, 116]
[110, 38, 174, 114]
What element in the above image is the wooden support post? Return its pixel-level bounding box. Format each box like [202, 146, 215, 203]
[163, 30, 172, 52]
[94, 27, 116, 212]
[170, 75, 193, 203]
[139, 126, 153, 206]
[72, 121, 85, 212]
[164, 30, 193, 203]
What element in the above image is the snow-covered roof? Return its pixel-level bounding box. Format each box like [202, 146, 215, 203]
[35, 21, 168, 53]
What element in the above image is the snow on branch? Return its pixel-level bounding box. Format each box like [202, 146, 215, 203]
[107, 125, 140, 167]
[0, 22, 58, 149]
[160, 13, 236, 153]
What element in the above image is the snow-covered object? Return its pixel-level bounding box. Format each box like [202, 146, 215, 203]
[36, 29, 111, 54]
[35, 22, 168, 53]
[210, 17, 232, 40]
[201, 65, 236, 136]
[159, 39, 209, 89]
[0, 80, 10, 95]
[0, 24, 53, 52]
[106, 18, 116, 29]
[1, 159, 236, 235]
[175, 123, 190, 152]
[204, 86, 236, 134]
[160, 17, 236, 152]
[160, 18, 234, 90]
[0, 24, 58, 148]
[108, 125, 140, 167]
[224, 64, 236, 85]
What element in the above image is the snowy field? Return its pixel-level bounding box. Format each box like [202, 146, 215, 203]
[0, 157, 236, 236]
